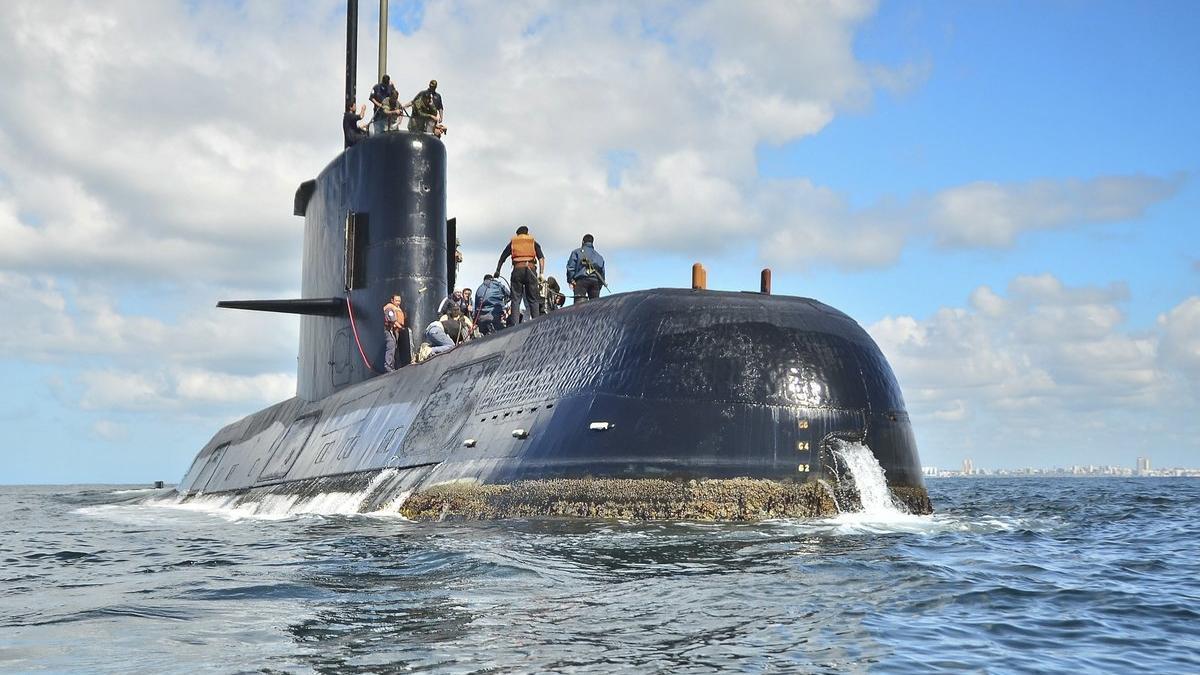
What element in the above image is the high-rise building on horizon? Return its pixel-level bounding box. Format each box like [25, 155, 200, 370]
[1137, 456, 1151, 475]
[962, 458, 974, 475]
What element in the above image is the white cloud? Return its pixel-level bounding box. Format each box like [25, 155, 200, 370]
[869, 275, 1200, 467]
[78, 370, 165, 411]
[0, 1, 329, 287]
[929, 175, 1182, 248]
[0, 270, 297, 415]
[1158, 297, 1200, 378]
[0, 271, 295, 368]
[91, 419, 128, 442]
[79, 367, 296, 412]
[0, 1, 1184, 293]
[174, 370, 296, 406]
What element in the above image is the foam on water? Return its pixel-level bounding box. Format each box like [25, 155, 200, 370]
[830, 439, 902, 513]
[812, 439, 935, 533]
[108, 487, 169, 495]
[133, 469, 409, 521]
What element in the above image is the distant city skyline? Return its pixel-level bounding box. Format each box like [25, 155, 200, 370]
[924, 454, 1200, 478]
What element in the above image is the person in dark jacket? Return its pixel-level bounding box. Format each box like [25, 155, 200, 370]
[369, 75, 397, 135]
[343, 101, 369, 148]
[565, 234, 605, 303]
[437, 291, 465, 316]
[474, 274, 510, 335]
[540, 275, 565, 314]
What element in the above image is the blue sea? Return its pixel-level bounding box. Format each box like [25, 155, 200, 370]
[2, 478, 1198, 673]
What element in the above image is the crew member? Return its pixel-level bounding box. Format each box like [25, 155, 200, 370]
[540, 275, 565, 314]
[474, 274, 510, 335]
[343, 101, 369, 148]
[369, 75, 397, 136]
[408, 89, 440, 134]
[495, 226, 545, 325]
[565, 233, 606, 303]
[438, 304, 473, 344]
[423, 318, 456, 357]
[382, 294, 406, 372]
[438, 291, 465, 316]
[419, 79, 443, 124]
[384, 90, 405, 132]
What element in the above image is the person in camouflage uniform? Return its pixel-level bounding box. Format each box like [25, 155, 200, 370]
[408, 90, 440, 133]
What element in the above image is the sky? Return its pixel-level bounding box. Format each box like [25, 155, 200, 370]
[1, 0, 1197, 484]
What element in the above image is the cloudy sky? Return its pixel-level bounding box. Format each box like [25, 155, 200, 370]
[1, 0, 1197, 484]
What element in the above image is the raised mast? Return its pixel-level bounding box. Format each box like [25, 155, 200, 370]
[378, 0, 388, 82]
[344, 0, 358, 111]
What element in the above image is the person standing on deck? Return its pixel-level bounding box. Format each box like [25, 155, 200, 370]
[382, 294, 406, 372]
[566, 234, 606, 303]
[474, 274, 510, 335]
[343, 101, 369, 148]
[494, 226, 545, 325]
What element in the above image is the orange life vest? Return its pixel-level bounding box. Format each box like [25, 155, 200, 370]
[383, 301, 405, 328]
[511, 234, 537, 264]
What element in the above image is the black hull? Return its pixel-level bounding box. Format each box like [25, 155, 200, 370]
[177, 288, 928, 517]
[184, 130, 929, 519]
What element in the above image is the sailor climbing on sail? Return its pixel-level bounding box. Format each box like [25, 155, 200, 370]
[565, 234, 606, 303]
[382, 294, 406, 372]
[495, 226, 546, 325]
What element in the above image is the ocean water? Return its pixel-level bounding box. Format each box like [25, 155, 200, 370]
[2, 478, 1199, 673]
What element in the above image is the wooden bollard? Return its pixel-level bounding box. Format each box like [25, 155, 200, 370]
[760, 268, 772, 294]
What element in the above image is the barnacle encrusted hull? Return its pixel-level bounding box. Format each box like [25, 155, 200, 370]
[398, 478, 934, 521]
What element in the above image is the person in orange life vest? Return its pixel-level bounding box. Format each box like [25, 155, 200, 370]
[494, 225, 545, 326]
[382, 294, 407, 372]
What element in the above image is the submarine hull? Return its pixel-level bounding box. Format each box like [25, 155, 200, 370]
[176, 288, 930, 518]
[176, 131, 930, 519]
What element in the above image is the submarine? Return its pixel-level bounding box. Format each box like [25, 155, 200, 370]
[170, 1, 931, 520]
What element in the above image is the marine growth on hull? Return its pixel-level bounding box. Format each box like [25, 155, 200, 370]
[399, 477, 933, 522]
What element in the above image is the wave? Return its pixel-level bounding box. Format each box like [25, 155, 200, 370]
[139, 469, 411, 522]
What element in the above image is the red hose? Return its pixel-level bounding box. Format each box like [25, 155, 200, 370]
[345, 296, 383, 374]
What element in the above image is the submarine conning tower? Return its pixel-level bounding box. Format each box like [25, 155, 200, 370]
[215, 0, 452, 402]
[291, 133, 449, 400]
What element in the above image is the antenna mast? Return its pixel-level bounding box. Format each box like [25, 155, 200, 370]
[345, 0, 358, 110]
[378, 0, 388, 82]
